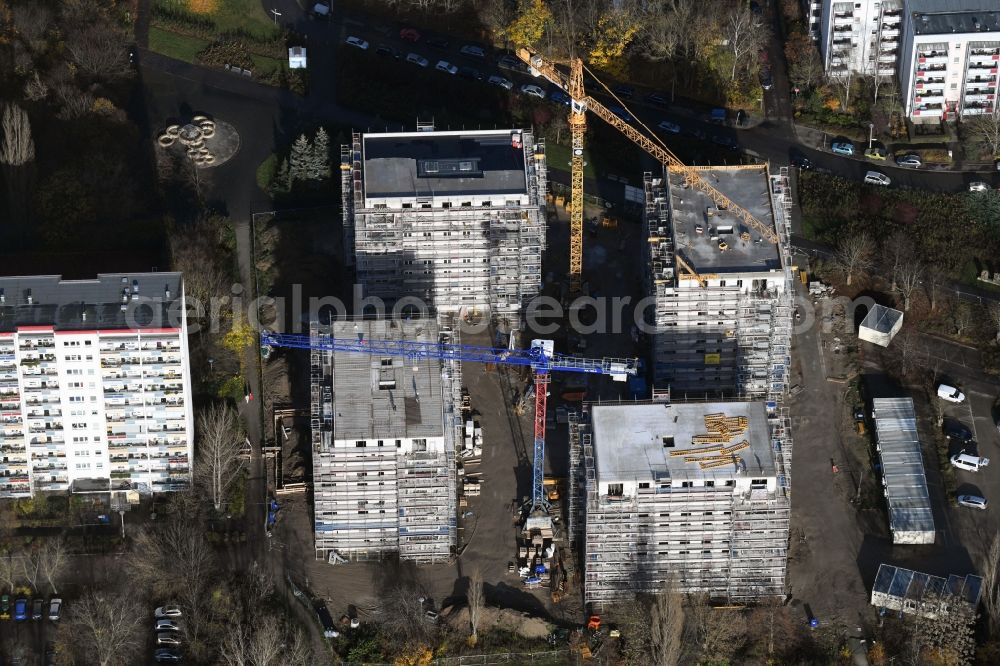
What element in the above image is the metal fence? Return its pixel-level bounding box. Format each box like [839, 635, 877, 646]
[337, 649, 570, 666]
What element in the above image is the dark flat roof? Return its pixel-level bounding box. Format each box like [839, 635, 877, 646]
[908, 0, 1000, 35]
[0, 273, 183, 332]
[363, 131, 528, 199]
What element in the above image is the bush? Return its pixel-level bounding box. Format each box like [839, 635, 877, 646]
[197, 39, 255, 70]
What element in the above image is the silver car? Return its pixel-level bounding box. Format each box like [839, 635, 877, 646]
[864, 171, 890, 186]
[895, 154, 922, 168]
[957, 495, 988, 510]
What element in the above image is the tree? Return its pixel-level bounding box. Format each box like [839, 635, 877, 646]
[924, 263, 949, 312]
[635, 4, 685, 63]
[685, 596, 747, 664]
[38, 538, 68, 595]
[467, 570, 484, 645]
[911, 592, 977, 665]
[884, 230, 913, 292]
[0, 103, 35, 231]
[169, 215, 232, 309]
[987, 302, 1000, 343]
[64, 20, 131, 78]
[952, 301, 974, 338]
[377, 584, 435, 651]
[649, 579, 684, 666]
[829, 70, 856, 112]
[506, 0, 552, 47]
[288, 133, 312, 185]
[0, 551, 19, 592]
[588, 10, 639, 78]
[964, 108, 1000, 159]
[479, 0, 516, 43]
[834, 232, 875, 286]
[785, 33, 824, 91]
[196, 403, 246, 512]
[893, 260, 923, 311]
[311, 127, 332, 181]
[723, 4, 769, 81]
[61, 590, 143, 666]
[983, 532, 1000, 635]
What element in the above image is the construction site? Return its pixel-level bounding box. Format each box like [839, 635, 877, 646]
[570, 401, 792, 608]
[340, 128, 547, 322]
[643, 166, 794, 401]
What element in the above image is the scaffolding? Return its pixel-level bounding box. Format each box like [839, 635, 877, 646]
[576, 400, 791, 609]
[642, 168, 793, 403]
[343, 129, 547, 319]
[310, 318, 461, 564]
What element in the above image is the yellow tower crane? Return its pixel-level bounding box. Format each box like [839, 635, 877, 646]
[516, 48, 778, 294]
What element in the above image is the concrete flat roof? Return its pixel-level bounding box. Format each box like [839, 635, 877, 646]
[0, 273, 183, 333]
[322, 319, 446, 441]
[362, 130, 528, 200]
[908, 0, 1000, 36]
[589, 401, 775, 484]
[668, 167, 781, 274]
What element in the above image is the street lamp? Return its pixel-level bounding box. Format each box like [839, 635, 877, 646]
[270, 8, 282, 25]
[868, 123, 875, 150]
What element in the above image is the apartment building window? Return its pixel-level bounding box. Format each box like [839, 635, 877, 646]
[639, 482, 650, 489]
[951, 83, 958, 89]
[355, 440, 366, 448]
[607, 483, 624, 496]
[682, 481, 693, 488]
[662, 436, 675, 448]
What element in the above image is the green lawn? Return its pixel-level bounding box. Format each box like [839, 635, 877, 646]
[250, 53, 283, 76]
[154, 0, 279, 38]
[149, 25, 210, 63]
[543, 142, 597, 179]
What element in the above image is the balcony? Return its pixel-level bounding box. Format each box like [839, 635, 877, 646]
[912, 104, 944, 116]
[962, 104, 994, 115]
[967, 63, 998, 75]
[917, 53, 949, 66]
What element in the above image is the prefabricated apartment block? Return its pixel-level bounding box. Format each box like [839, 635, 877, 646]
[571, 400, 793, 607]
[0, 273, 194, 498]
[872, 397, 934, 545]
[341, 129, 547, 322]
[309, 318, 462, 563]
[643, 166, 793, 402]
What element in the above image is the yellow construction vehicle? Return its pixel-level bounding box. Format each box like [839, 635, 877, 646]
[514, 48, 778, 296]
[543, 477, 562, 502]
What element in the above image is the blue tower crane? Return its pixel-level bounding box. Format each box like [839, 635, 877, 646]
[261, 330, 637, 521]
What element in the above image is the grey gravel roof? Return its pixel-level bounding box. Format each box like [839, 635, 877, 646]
[363, 130, 528, 199]
[0, 273, 184, 332]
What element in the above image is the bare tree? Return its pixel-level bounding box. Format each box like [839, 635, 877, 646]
[987, 302, 1000, 343]
[169, 216, 232, 308]
[924, 263, 949, 312]
[0, 551, 20, 591]
[377, 584, 434, 650]
[884, 230, 913, 292]
[635, 1, 690, 63]
[23, 71, 48, 102]
[61, 590, 143, 666]
[829, 70, 856, 112]
[834, 232, 875, 286]
[952, 301, 974, 338]
[723, 4, 769, 81]
[911, 592, 978, 665]
[478, 0, 516, 42]
[221, 613, 312, 666]
[965, 108, 1000, 159]
[685, 596, 747, 663]
[196, 403, 246, 512]
[983, 532, 1000, 635]
[19, 548, 42, 592]
[467, 570, 485, 645]
[892, 329, 925, 378]
[649, 579, 684, 666]
[893, 260, 923, 311]
[65, 21, 131, 78]
[38, 538, 68, 595]
[0, 103, 35, 230]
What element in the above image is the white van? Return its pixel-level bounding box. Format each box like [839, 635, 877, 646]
[950, 453, 990, 472]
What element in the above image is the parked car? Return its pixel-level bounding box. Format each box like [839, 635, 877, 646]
[608, 105, 633, 122]
[156, 632, 183, 647]
[375, 45, 400, 60]
[399, 27, 421, 42]
[344, 36, 369, 50]
[895, 154, 922, 168]
[487, 75, 513, 90]
[863, 171, 890, 186]
[434, 60, 458, 75]
[47, 598, 61, 622]
[405, 53, 429, 68]
[31, 598, 43, 620]
[790, 150, 813, 170]
[426, 37, 450, 50]
[612, 84, 635, 99]
[13, 598, 26, 622]
[645, 92, 669, 106]
[458, 66, 485, 81]
[943, 419, 974, 443]
[155, 605, 182, 619]
[709, 108, 727, 124]
[957, 494, 988, 510]
[549, 90, 571, 105]
[937, 383, 966, 403]
[684, 126, 707, 140]
[520, 84, 546, 99]
[951, 452, 989, 472]
[0, 595, 9, 620]
[156, 619, 182, 632]
[712, 135, 738, 149]
[497, 54, 525, 72]
[459, 44, 486, 58]
[154, 650, 182, 664]
[759, 66, 773, 90]
[968, 181, 991, 192]
[831, 141, 855, 156]
[864, 147, 887, 160]
[658, 120, 681, 134]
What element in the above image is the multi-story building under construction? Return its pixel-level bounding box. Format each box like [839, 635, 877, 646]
[643, 165, 794, 402]
[309, 318, 463, 564]
[341, 128, 547, 322]
[570, 400, 792, 607]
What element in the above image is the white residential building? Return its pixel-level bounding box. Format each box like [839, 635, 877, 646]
[0, 273, 194, 498]
[340, 128, 546, 322]
[816, 0, 903, 79]
[900, 1, 999, 122]
[309, 318, 462, 564]
[572, 401, 792, 608]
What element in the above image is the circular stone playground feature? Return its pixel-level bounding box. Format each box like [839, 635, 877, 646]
[156, 115, 239, 169]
